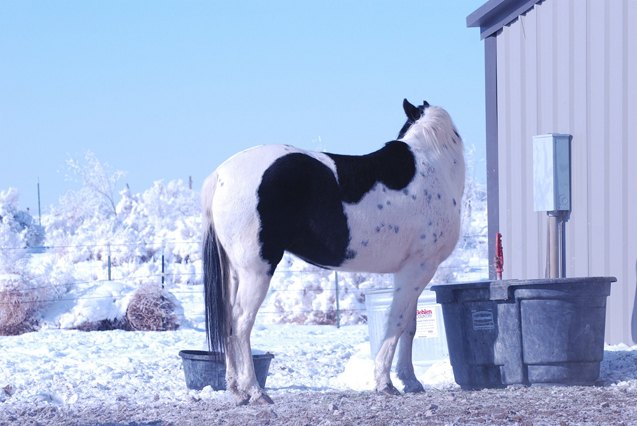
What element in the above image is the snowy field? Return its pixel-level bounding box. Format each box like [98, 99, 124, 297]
[1, 323, 637, 425]
[0, 324, 446, 407]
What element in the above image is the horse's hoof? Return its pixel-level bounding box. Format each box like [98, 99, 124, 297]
[251, 393, 274, 405]
[232, 392, 251, 406]
[403, 381, 425, 393]
[377, 384, 401, 396]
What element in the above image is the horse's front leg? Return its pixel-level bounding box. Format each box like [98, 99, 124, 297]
[396, 308, 425, 393]
[373, 295, 417, 395]
[374, 264, 434, 395]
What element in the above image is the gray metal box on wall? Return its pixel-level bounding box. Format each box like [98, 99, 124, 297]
[532, 134, 572, 212]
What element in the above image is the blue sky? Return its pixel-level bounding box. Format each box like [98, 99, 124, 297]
[1, 1, 486, 212]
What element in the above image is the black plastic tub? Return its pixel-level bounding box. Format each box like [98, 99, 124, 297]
[178, 350, 274, 390]
[430, 277, 616, 389]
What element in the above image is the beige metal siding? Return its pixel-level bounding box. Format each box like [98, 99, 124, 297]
[495, 0, 637, 344]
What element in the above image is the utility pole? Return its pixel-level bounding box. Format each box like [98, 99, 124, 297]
[37, 178, 42, 226]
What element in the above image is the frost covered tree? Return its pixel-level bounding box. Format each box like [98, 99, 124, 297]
[0, 188, 52, 335]
[44, 152, 125, 260]
[0, 188, 44, 273]
[64, 150, 125, 216]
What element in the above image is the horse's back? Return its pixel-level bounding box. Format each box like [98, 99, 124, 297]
[205, 139, 462, 276]
[208, 145, 352, 272]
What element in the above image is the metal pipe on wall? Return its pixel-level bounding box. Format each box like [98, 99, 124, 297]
[548, 214, 559, 279]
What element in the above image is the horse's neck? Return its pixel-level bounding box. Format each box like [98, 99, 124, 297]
[406, 138, 465, 196]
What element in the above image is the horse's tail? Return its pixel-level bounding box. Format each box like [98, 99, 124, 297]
[202, 172, 229, 353]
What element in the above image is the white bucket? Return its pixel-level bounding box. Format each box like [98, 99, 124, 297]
[365, 287, 448, 366]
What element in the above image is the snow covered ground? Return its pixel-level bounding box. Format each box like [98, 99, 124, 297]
[0, 324, 445, 408]
[2, 323, 636, 411]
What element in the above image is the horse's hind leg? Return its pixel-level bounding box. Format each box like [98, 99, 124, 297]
[228, 266, 273, 405]
[223, 271, 241, 399]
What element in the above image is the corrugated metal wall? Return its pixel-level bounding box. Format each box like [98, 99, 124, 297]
[495, 0, 637, 344]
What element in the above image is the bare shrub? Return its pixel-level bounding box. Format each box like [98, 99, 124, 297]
[0, 275, 39, 336]
[126, 283, 180, 331]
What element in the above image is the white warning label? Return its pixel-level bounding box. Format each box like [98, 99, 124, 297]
[415, 304, 438, 338]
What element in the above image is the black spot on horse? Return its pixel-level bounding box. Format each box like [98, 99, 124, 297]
[326, 141, 416, 204]
[257, 153, 352, 273]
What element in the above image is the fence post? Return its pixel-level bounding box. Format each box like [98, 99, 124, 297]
[161, 248, 165, 289]
[107, 243, 112, 281]
[335, 271, 340, 329]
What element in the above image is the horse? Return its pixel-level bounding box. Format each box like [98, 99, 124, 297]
[201, 99, 465, 405]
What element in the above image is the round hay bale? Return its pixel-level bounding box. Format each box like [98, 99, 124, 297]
[126, 283, 180, 331]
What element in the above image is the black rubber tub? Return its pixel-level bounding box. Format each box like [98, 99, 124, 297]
[430, 277, 616, 389]
[178, 350, 274, 390]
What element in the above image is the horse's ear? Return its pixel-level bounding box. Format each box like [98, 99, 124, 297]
[403, 99, 420, 121]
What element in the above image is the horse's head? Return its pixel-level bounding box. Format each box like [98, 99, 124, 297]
[397, 99, 430, 139]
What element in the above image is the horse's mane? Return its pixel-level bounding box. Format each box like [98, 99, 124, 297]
[402, 106, 463, 161]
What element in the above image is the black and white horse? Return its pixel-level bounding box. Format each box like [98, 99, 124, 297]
[202, 99, 465, 404]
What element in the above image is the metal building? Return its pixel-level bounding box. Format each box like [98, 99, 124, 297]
[468, 0, 637, 344]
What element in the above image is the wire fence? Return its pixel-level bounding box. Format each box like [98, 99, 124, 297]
[0, 236, 488, 326]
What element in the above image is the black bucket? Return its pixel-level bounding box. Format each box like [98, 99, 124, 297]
[431, 277, 616, 389]
[178, 350, 274, 390]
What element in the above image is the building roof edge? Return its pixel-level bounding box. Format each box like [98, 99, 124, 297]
[467, 0, 543, 39]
